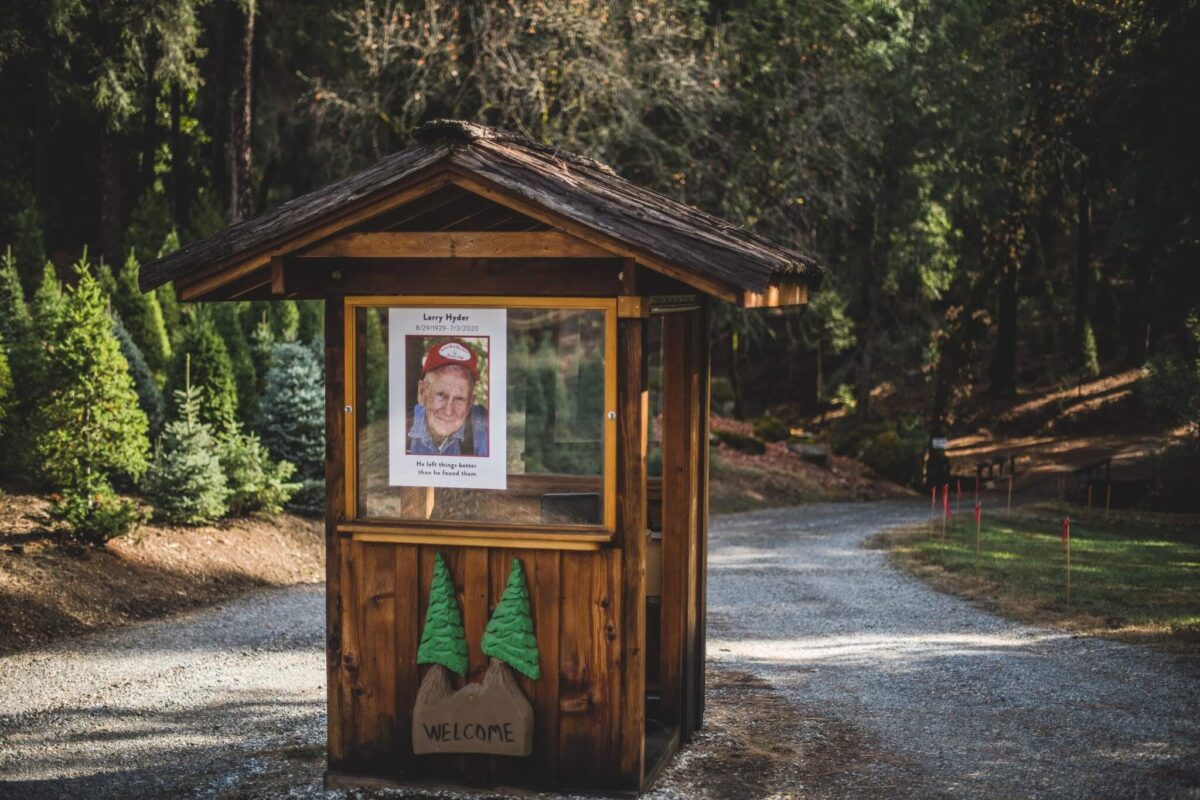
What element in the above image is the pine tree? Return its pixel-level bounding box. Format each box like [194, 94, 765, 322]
[30, 262, 65, 347]
[114, 251, 171, 374]
[482, 559, 540, 680]
[218, 427, 298, 516]
[258, 340, 324, 513]
[93, 259, 117, 299]
[269, 298, 300, 342]
[298, 300, 324, 345]
[168, 310, 239, 430]
[0, 247, 31, 348]
[0, 338, 12, 445]
[211, 303, 258, 426]
[29, 262, 149, 503]
[113, 313, 167, 440]
[157, 282, 183, 346]
[417, 553, 469, 676]
[143, 359, 229, 524]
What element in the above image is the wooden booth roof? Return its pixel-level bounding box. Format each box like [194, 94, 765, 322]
[139, 119, 823, 307]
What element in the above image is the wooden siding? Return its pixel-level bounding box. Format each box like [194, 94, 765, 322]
[331, 540, 628, 791]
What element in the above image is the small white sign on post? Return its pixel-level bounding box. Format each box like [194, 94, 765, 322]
[931, 437, 949, 450]
[388, 307, 507, 490]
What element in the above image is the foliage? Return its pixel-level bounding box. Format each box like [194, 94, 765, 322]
[218, 428, 299, 516]
[268, 299, 300, 343]
[482, 558, 540, 680]
[1140, 355, 1200, 434]
[298, 301, 324, 345]
[0, 246, 31, 348]
[167, 310, 239, 430]
[417, 552, 469, 676]
[829, 418, 927, 489]
[112, 314, 166, 440]
[113, 251, 171, 375]
[714, 429, 766, 455]
[258, 341, 325, 514]
[28, 261, 150, 487]
[211, 303, 259, 426]
[752, 416, 790, 444]
[0, 339, 11, 443]
[143, 377, 229, 525]
[44, 477, 146, 547]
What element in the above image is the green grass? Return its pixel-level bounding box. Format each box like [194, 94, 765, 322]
[885, 506, 1200, 650]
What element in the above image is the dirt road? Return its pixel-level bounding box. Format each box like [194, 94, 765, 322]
[2, 502, 1197, 799]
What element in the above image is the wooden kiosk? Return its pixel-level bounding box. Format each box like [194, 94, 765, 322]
[140, 120, 820, 794]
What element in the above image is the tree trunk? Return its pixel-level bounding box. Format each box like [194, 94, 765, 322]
[991, 252, 1018, 396]
[228, 0, 255, 223]
[1074, 183, 1092, 351]
[100, 136, 124, 267]
[169, 84, 188, 230]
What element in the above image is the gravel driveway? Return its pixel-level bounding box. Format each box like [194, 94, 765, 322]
[707, 501, 1200, 799]
[2, 502, 1198, 799]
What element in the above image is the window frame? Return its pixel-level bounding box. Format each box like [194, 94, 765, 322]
[341, 295, 619, 546]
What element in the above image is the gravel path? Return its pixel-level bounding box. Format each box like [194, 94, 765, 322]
[707, 501, 1200, 799]
[2, 502, 1198, 799]
[0, 585, 326, 799]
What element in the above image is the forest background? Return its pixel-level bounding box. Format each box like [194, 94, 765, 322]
[0, 0, 1197, 538]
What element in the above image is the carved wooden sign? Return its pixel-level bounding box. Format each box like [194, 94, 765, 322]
[413, 555, 539, 756]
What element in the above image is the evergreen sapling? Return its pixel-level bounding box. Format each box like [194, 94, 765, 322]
[258, 340, 324, 513]
[144, 355, 229, 524]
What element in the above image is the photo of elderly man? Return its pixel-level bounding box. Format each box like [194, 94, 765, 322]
[406, 338, 489, 457]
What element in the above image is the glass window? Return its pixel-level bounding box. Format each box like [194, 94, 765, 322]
[353, 301, 613, 529]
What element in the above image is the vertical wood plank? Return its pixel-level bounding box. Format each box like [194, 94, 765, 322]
[393, 544, 420, 778]
[558, 551, 621, 788]
[659, 312, 692, 728]
[531, 548, 562, 786]
[324, 297, 347, 769]
[415, 545, 462, 783]
[617, 314, 647, 790]
[692, 299, 712, 732]
[682, 309, 704, 739]
[354, 543, 398, 766]
[458, 547, 492, 786]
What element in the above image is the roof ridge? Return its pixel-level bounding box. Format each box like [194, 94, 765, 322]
[416, 119, 616, 176]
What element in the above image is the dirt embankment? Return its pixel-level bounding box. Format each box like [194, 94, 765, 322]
[0, 486, 323, 657]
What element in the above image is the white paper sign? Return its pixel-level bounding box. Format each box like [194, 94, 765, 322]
[389, 307, 507, 489]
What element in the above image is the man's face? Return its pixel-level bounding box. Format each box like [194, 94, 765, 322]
[422, 365, 474, 442]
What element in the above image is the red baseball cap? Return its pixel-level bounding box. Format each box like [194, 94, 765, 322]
[422, 339, 479, 381]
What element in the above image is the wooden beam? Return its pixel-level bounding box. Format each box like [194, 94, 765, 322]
[283, 258, 623, 299]
[270, 256, 285, 295]
[297, 231, 611, 259]
[445, 170, 742, 304]
[177, 173, 453, 301]
[740, 280, 809, 308]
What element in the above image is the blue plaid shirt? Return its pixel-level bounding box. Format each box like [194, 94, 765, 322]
[407, 404, 489, 456]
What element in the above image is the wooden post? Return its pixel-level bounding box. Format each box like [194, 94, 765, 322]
[616, 304, 647, 791]
[1007, 474, 1013, 514]
[1087, 483, 1093, 520]
[1105, 484, 1112, 522]
[324, 296, 347, 771]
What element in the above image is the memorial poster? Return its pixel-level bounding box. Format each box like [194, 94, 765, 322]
[388, 307, 507, 489]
